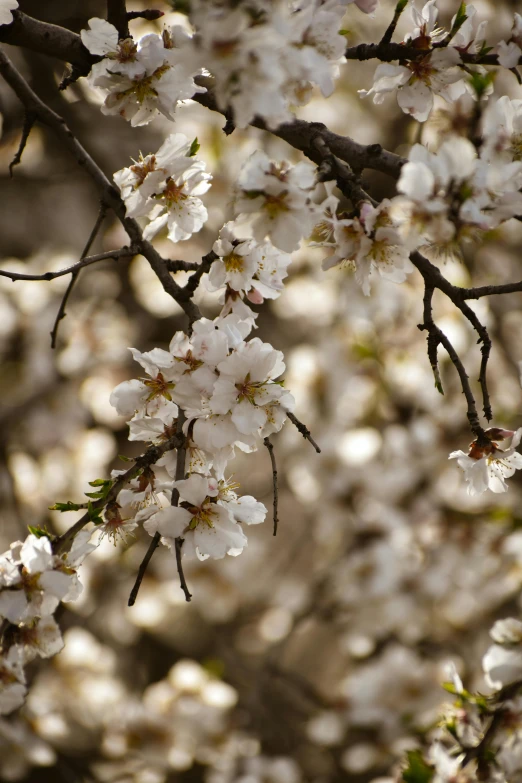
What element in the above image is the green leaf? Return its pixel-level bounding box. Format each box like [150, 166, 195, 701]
[188, 137, 200, 157]
[28, 525, 51, 539]
[118, 454, 133, 462]
[402, 751, 434, 783]
[87, 501, 103, 524]
[468, 70, 495, 98]
[88, 478, 110, 487]
[49, 500, 85, 512]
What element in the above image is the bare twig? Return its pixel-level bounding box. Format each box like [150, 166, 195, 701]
[286, 411, 321, 454]
[9, 110, 35, 176]
[128, 533, 161, 607]
[263, 437, 279, 536]
[175, 538, 192, 602]
[50, 203, 108, 349]
[127, 10, 165, 22]
[128, 414, 188, 605]
[170, 411, 192, 602]
[379, 0, 408, 46]
[0, 247, 138, 282]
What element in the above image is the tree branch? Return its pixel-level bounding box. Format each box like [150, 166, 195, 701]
[0, 11, 93, 72]
[0, 47, 201, 323]
[50, 202, 108, 348]
[54, 433, 183, 555]
[9, 110, 35, 177]
[263, 437, 279, 536]
[107, 0, 130, 40]
[344, 41, 512, 67]
[286, 412, 321, 453]
[0, 247, 138, 282]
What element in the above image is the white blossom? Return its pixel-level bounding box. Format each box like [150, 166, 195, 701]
[114, 133, 211, 243]
[86, 24, 205, 126]
[144, 473, 248, 561]
[0, 647, 26, 716]
[0, 0, 17, 26]
[449, 428, 522, 495]
[235, 151, 319, 252]
[359, 47, 466, 123]
[496, 13, 522, 69]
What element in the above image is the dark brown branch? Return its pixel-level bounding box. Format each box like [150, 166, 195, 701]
[380, 0, 408, 46]
[460, 281, 522, 299]
[410, 252, 493, 423]
[0, 247, 138, 282]
[417, 282, 487, 442]
[193, 79, 406, 179]
[182, 250, 219, 307]
[344, 41, 511, 67]
[287, 411, 321, 453]
[127, 533, 161, 607]
[9, 110, 35, 176]
[107, 0, 130, 40]
[0, 47, 201, 323]
[127, 10, 165, 22]
[50, 203, 108, 348]
[165, 259, 202, 273]
[175, 538, 192, 602]
[170, 411, 192, 602]
[263, 437, 279, 536]
[0, 11, 93, 72]
[129, 414, 188, 605]
[54, 432, 183, 555]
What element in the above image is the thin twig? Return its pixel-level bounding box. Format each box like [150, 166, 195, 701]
[0, 246, 138, 282]
[171, 411, 192, 602]
[50, 203, 108, 348]
[286, 411, 321, 453]
[9, 110, 35, 176]
[263, 437, 279, 536]
[0, 47, 201, 323]
[175, 537, 192, 602]
[128, 533, 161, 607]
[127, 415, 188, 606]
[379, 0, 408, 46]
[54, 432, 183, 555]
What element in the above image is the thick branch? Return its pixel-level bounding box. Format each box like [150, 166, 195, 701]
[193, 80, 406, 179]
[107, 0, 130, 40]
[0, 11, 93, 72]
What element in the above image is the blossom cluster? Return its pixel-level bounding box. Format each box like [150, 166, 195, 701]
[80, 0, 377, 130]
[405, 616, 522, 783]
[0, 531, 94, 715]
[109, 314, 297, 560]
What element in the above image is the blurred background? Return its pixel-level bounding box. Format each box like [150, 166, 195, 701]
[2, 0, 522, 781]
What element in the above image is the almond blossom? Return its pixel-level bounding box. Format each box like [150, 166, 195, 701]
[208, 337, 294, 439]
[80, 18, 144, 79]
[483, 617, 522, 689]
[449, 427, 522, 496]
[0, 531, 94, 624]
[83, 21, 205, 126]
[359, 47, 466, 123]
[208, 222, 292, 303]
[319, 194, 412, 294]
[114, 133, 211, 243]
[0, 647, 26, 716]
[143, 474, 249, 561]
[234, 151, 320, 252]
[496, 13, 522, 69]
[0, 0, 17, 26]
